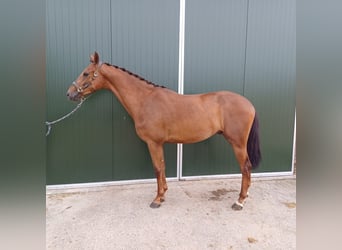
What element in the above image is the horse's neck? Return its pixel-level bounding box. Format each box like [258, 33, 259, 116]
[102, 65, 153, 119]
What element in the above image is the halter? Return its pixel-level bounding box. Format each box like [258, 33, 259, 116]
[72, 81, 91, 93]
[72, 68, 100, 93]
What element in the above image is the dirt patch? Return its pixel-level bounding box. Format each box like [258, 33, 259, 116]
[208, 188, 238, 201]
[183, 190, 192, 198]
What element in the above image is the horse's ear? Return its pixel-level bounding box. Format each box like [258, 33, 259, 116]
[90, 51, 100, 65]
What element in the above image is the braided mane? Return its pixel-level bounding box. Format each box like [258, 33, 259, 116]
[105, 63, 166, 88]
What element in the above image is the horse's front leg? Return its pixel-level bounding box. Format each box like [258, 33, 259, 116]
[147, 141, 167, 208]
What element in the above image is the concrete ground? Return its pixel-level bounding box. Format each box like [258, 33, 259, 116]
[46, 177, 296, 250]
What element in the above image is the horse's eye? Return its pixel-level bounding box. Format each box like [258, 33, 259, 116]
[83, 72, 89, 77]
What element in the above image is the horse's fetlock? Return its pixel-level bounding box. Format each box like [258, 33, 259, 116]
[239, 192, 248, 200]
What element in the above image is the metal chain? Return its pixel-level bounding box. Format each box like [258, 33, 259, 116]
[46, 98, 87, 136]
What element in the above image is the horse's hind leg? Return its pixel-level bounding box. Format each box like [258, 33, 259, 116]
[147, 141, 168, 208]
[231, 144, 252, 210]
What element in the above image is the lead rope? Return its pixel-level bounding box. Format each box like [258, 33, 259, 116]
[45, 97, 87, 136]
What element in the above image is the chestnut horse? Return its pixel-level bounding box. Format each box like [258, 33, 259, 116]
[66, 52, 261, 210]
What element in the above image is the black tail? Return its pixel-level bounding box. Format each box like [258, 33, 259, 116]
[247, 113, 262, 169]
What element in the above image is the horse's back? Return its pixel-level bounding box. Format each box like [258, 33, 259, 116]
[187, 90, 255, 118]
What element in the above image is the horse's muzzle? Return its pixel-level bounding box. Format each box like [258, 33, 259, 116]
[66, 89, 81, 101]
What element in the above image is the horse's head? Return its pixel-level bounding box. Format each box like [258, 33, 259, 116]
[66, 51, 104, 101]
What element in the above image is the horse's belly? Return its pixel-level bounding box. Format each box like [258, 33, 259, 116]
[166, 122, 218, 144]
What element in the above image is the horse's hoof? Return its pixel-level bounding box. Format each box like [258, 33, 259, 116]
[231, 201, 244, 211]
[150, 202, 161, 209]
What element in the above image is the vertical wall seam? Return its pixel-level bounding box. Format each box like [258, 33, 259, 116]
[109, 0, 113, 62]
[177, 0, 186, 180]
[109, 0, 114, 180]
[242, 0, 250, 96]
[178, 0, 186, 95]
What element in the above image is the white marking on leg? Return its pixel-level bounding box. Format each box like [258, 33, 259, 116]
[235, 200, 244, 207]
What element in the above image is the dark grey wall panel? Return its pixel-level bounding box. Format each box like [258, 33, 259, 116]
[244, 0, 296, 172]
[110, 0, 179, 180]
[182, 0, 248, 176]
[46, 0, 113, 184]
[182, 0, 295, 176]
[111, 0, 179, 90]
[184, 0, 248, 94]
[47, 0, 179, 184]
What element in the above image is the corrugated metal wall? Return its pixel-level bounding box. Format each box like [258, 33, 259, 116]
[46, 0, 113, 184]
[110, 0, 179, 180]
[244, 0, 296, 172]
[182, 0, 248, 176]
[182, 0, 296, 176]
[47, 0, 295, 185]
[46, 0, 179, 184]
